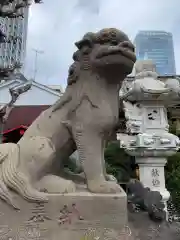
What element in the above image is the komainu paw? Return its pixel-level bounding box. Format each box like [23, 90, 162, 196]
[105, 174, 118, 183]
[35, 175, 76, 194]
[88, 179, 122, 194]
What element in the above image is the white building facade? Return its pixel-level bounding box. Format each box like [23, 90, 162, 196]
[0, 74, 62, 106]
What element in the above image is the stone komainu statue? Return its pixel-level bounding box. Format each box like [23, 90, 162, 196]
[0, 28, 136, 209]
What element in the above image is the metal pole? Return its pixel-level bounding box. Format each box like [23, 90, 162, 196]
[32, 49, 44, 81]
[34, 50, 38, 80]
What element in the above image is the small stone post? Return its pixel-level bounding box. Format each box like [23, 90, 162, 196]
[118, 60, 180, 218]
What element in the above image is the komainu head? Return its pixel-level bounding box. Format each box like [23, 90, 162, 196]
[68, 28, 136, 85]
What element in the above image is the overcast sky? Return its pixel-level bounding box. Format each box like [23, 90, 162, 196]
[24, 0, 180, 89]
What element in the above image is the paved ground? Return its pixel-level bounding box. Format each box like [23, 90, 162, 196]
[128, 211, 180, 240]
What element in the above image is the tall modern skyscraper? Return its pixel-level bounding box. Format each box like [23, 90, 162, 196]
[134, 31, 176, 75]
[0, 7, 29, 69]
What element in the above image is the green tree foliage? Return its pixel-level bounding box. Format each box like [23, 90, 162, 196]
[104, 141, 136, 183]
[166, 153, 180, 213]
[64, 156, 83, 174]
[166, 119, 180, 213]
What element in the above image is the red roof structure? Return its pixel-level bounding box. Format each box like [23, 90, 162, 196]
[3, 125, 28, 143]
[3, 125, 28, 135]
[4, 105, 50, 131]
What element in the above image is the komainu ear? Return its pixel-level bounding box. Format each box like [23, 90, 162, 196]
[75, 32, 96, 50]
[73, 50, 80, 61]
[75, 38, 92, 50]
[67, 62, 80, 85]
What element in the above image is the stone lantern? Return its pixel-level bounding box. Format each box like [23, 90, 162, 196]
[118, 60, 180, 216]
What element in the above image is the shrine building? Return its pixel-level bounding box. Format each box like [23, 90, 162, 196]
[0, 73, 62, 143]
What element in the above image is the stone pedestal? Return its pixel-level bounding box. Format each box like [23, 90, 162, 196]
[0, 189, 131, 240]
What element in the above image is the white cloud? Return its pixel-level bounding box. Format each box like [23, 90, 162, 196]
[24, 0, 180, 87]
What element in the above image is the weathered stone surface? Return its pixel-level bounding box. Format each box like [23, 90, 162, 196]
[0, 190, 129, 240]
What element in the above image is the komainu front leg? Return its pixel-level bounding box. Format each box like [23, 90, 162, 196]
[73, 126, 121, 193]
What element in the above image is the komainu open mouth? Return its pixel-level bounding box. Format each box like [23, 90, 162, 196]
[96, 41, 136, 62]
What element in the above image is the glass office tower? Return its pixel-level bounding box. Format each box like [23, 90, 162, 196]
[134, 31, 176, 75]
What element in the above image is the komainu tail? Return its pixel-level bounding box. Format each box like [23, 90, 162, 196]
[0, 143, 20, 209]
[0, 143, 48, 209]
